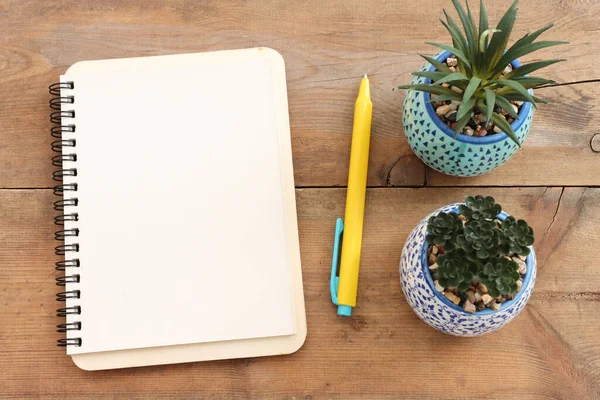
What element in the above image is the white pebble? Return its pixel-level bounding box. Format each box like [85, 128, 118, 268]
[481, 294, 493, 305]
[493, 125, 502, 133]
[503, 64, 513, 75]
[429, 262, 439, 270]
[436, 104, 452, 116]
[463, 299, 476, 313]
[479, 283, 489, 294]
[515, 101, 524, 106]
[434, 280, 444, 292]
[464, 127, 474, 136]
[451, 86, 463, 94]
[517, 279, 523, 291]
[446, 57, 458, 67]
[465, 290, 475, 304]
[449, 66, 457, 72]
[490, 301, 501, 311]
[474, 292, 482, 302]
[512, 104, 519, 114]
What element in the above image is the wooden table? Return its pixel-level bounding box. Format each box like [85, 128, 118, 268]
[1, 1, 599, 398]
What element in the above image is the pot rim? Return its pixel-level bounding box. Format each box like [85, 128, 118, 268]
[421, 205, 535, 315]
[417, 50, 533, 145]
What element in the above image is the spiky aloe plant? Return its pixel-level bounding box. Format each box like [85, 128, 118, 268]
[398, 0, 567, 146]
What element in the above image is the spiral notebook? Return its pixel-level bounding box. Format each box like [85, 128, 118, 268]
[51, 48, 306, 370]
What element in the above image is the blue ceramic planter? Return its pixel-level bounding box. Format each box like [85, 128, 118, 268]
[400, 203, 537, 336]
[402, 51, 534, 177]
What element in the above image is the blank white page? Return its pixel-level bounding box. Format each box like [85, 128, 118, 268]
[60, 48, 298, 355]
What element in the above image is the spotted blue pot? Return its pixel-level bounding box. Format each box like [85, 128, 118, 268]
[402, 51, 534, 177]
[400, 203, 537, 336]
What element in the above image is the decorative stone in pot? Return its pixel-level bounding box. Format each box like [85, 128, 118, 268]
[399, 202, 536, 336]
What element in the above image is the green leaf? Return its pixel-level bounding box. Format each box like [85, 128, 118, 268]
[484, 88, 495, 128]
[478, 0, 489, 46]
[454, 110, 471, 137]
[411, 71, 448, 81]
[420, 54, 451, 73]
[510, 24, 554, 52]
[425, 42, 472, 69]
[490, 79, 537, 108]
[440, 13, 469, 62]
[486, 0, 518, 71]
[427, 94, 462, 103]
[397, 84, 464, 97]
[456, 97, 476, 121]
[495, 41, 569, 77]
[452, 0, 478, 69]
[463, 77, 482, 104]
[505, 59, 566, 79]
[494, 95, 519, 119]
[432, 72, 469, 86]
[511, 76, 557, 89]
[491, 112, 521, 147]
[501, 92, 548, 104]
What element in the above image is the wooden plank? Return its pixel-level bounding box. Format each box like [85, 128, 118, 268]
[2, 187, 599, 398]
[1, 0, 599, 188]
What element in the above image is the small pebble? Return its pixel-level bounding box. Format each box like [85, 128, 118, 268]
[449, 66, 457, 72]
[436, 104, 452, 116]
[465, 290, 475, 304]
[445, 110, 457, 122]
[479, 283, 489, 294]
[458, 214, 467, 221]
[429, 253, 437, 265]
[431, 246, 438, 255]
[506, 293, 516, 300]
[476, 302, 485, 311]
[446, 57, 458, 67]
[475, 129, 487, 137]
[463, 299, 476, 313]
[507, 117, 515, 124]
[478, 114, 487, 123]
[451, 86, 463, 94]
[434, 280, 444, 292]
[429, 262, 439, 270]
[517, 279, 523, 292]
[493, 125, 502, 133]
[471, 276, 479, 285]
[444, 291, 461, 305]
[503, 64, 513, 75]
[442, 83, 450, 88]
[451, 100, 461, 108]
[474, 292, 482, 302]
[481, 294, 493, 305]
[518, 254, 527, 261]
[511, 104, 519, 115]
[495, 296, 504, 303]
[490, 301, 501, 311]
[464, 127, 474, 136]
[451, 122, 457, 129]
[514, 101, 524, 107]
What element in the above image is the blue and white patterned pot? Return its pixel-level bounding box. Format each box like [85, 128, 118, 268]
[400, 203, 536, 336]
[402, 51, 534, 177]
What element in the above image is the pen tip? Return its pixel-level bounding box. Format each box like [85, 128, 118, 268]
[364, 73, 368, 79]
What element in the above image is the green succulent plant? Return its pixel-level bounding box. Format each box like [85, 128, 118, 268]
[499, 216, 534, 256]
[436, 250, 478, 292]
[458, 195, 502, 220]
[398, 0, 568, 146]
[426, 195, 534, 303]
[456, 219, 499, 260]
[425, 211, 462, 250]
[479, 257, 520, 297]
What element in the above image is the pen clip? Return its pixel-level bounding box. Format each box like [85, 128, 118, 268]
[330, 218, 344, 306]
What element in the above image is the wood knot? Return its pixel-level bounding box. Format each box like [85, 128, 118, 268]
[591, 133, 600, 153]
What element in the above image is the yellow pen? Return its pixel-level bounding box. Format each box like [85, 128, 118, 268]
[330, 75, 372, 317]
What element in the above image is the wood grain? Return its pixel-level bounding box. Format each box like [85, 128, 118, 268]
[1, 188, 599, 399]
[0, 0, 599, 188]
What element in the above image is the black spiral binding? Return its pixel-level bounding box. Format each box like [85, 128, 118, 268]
[50, 82, 82, 348]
